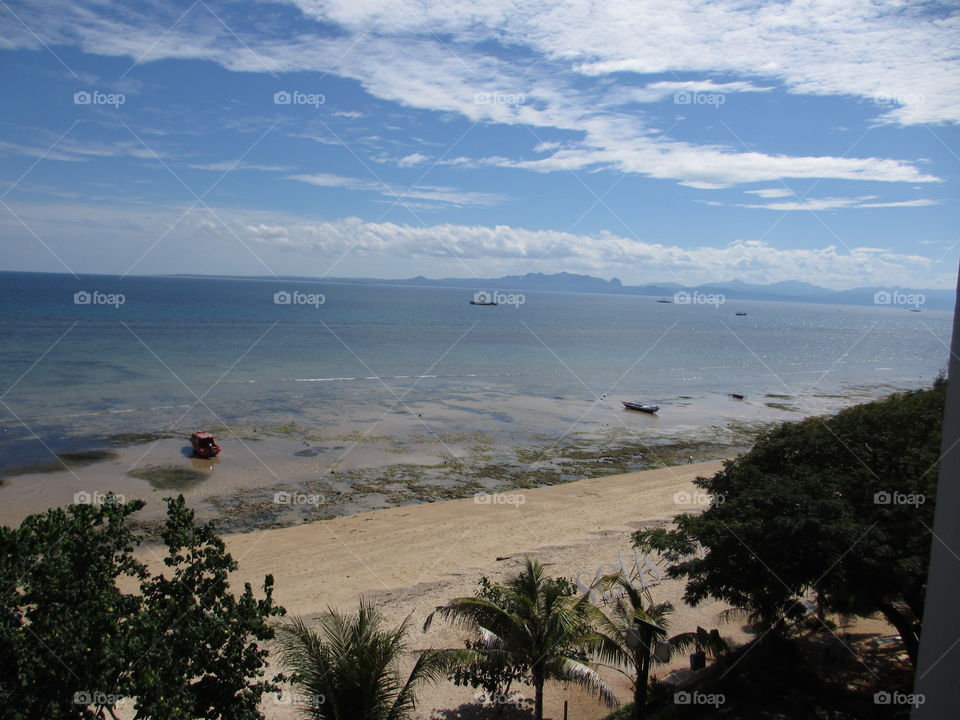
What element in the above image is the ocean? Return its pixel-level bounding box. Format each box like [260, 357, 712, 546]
[0, 271, 952, 472]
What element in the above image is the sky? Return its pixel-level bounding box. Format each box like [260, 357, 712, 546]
[0, 0, 958, 290]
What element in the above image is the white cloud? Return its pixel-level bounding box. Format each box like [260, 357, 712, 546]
[624, 80, 773, 103]
[187, 161, 291, 172]
[281, 0, 959, 125]
[0, 137, 164, 163]
[396, 152, 429, 167]
[2, 200, 953, 289]
[3, 0, 951, 189]
[745, 188, 794, 198]
[284, 173, 506, 207]
[737, 196, 940, 211]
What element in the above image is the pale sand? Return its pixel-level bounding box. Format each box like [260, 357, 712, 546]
[170, 459, 755, 719]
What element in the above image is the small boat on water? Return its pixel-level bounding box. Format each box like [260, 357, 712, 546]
[735, 311, 748, 316]
[656, 298, 672, 304]
[469, 300, 498, 306]
[190, 430, 221, 458]
[908, 308, 922, 313]
[730, 393, 745, 400]
[623, 401, 660, 413]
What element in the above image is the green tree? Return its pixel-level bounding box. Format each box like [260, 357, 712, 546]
[127, 496, 284, 718]
[590, 575, 728, 719]
[0, 495, 284, 719]
[274, 600, 451, 719]
[634, 381, 945, 666]
[426, 557, 617, 720]
[446, 576, 527, 712]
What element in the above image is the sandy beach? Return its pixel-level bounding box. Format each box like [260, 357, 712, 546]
[160, 459, 748, 718]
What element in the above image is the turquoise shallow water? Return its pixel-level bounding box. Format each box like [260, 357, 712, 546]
[0, 271, 952, 469]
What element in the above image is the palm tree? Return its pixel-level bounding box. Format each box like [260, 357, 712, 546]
[590, 574, 728, 719]
[425, 557, 617, 720]
[274, 599, 451, 720]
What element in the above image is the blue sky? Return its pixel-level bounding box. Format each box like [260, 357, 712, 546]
[0, 0, 957, 289]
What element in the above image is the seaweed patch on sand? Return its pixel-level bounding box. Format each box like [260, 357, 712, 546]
[198, 420, 772, 534]
[2, 449, 120, 478]
[128, 465, 209, 490]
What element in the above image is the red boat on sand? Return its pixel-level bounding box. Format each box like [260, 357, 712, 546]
[190, 431, 221, 458]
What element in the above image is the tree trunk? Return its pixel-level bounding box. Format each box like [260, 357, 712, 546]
[876, 598, 919, 666]
[533, 667, 544, 720]
[632, 626, 652, 719]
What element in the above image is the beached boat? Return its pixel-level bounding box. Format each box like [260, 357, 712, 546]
[190, 430, 221, 458]
[622, 401, 659, 413]
[730, 393, 745, 400]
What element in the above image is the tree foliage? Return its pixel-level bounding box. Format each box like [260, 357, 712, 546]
[446, 576, 528, 710]
[274, 600, 452, 720]
[0, 495, 284, 719]
[634, 380, 946, 665]
[590, 574, 728, 719]
[426, 557, 617, 720]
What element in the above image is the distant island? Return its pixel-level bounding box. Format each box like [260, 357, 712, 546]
[164, 271, 956, 310]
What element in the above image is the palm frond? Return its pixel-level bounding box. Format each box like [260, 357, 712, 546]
[544, 656, 619, 707]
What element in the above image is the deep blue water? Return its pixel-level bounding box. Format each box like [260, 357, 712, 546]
[0, 271, 953, 467]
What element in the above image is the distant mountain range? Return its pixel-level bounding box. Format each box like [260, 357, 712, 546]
[173, 271, 954, 310]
